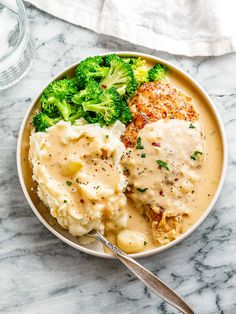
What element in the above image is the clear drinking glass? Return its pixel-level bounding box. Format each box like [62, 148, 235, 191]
[0, 0, 34, 90]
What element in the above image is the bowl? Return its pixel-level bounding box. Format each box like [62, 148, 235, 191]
[17, 51, 227, 259]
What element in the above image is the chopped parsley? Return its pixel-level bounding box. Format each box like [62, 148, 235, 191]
[137, 187, 148, 193]
[101, 167, 106, 171]
[66, 180, 72, 186]
[189, 123, 196, 129]
[136, 137, 144, 149]
[156, 160, 170, 171]
[141, 153, 146, 158]
[64, 200, 67, 203]
[144, 241, 147, 246]
[191, 151, 203, 160]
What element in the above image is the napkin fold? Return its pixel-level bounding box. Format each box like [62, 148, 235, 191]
[26, 0, 236, 56]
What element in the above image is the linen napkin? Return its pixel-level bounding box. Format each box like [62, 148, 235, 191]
[26, 0, 236, 57]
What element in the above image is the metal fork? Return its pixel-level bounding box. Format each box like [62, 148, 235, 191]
[87, 230, 195, 314]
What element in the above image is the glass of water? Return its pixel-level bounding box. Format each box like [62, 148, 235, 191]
[0, 0, 34, 90]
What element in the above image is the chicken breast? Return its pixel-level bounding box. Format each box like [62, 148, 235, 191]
[122, 82, 198, 148]
[121, 81, 201, 245]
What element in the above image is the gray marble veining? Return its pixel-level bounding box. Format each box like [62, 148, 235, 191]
[0, 5, 235, 314]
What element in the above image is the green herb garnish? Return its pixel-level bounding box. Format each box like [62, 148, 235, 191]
[144, 241, 147, 246]
[137, 187, 148, 193]
[64, 200, 67, 203]
[189, 123, 196, 129]
[66, 181, 72, 186]
[136, 137, 144, 149]
[141, 153, 146, 158]
[191, 151, 203, 160]
[156, 160, 170, 171]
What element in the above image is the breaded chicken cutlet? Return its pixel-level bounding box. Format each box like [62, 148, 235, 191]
[122, 81, 200, 245]
[122, 82, 198, 148]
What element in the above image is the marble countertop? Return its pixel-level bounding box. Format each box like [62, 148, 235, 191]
[1, 5, 236, 314]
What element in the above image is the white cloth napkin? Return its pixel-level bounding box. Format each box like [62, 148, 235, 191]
[26, 0, 236, 56]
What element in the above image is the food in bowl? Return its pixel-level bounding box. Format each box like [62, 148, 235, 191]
[23, 53, 223, 255]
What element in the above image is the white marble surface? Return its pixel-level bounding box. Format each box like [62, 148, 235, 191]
[0, 5, 236, 314]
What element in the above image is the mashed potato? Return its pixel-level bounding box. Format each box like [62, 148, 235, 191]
[29, 120, 128, 236]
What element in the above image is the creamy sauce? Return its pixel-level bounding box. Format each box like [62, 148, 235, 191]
[121, 119, 204, 245]
[123, 119, 203, 212]
[29, 121, 128, 236]
[168, 73, 223, 233]
[105, 201, 156, 253]
[21, 60, 224, 252]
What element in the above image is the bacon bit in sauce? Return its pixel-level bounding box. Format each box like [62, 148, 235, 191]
[174, 178, 179, 181]
[152, 142, 161, 147]
[159, 190, 164, 196]
[80, 199, 84, 203]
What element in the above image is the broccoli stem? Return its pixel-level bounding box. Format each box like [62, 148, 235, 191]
[72, 90, 88, 104]
[88, 67, 109, 80]
[101, 64, 129, 89]
[68, 109, 84, 123]
[82, 100, 107, 117]
[48, 97, 71, 120]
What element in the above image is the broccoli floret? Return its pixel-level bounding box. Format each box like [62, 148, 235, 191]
[148, 64, 168, 82]
[33, 112, 61, 132]
[100, 54, 137, 97]
[68, 106, 85, 123]
[75, 56, 109, 88]
[129, 57, 149, 87]
[82, 88, 120, 125]
[122, 57, 131, 64]
[72, 79, 102, 105]
[84, 112, 105, 126]
[40, 78, 78, 120]
[118, 101, 132, 124]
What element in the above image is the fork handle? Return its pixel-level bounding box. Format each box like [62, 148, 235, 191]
[95, 231, 195, 314]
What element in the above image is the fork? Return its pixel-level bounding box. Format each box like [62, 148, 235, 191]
[86, 230, 195, 314]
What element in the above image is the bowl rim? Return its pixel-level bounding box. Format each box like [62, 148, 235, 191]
[17, 51, 228, 259]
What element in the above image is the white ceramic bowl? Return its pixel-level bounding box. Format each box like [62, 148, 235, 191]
[17, 51, 228, 259]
